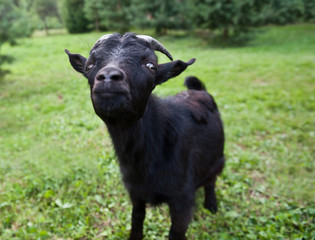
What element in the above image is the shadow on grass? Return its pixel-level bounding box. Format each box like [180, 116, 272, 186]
[0, 69, 10, 82]
[0, 54, 14, 83]
[195, 28, 268, 49]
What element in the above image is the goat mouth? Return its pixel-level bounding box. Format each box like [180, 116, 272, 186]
[94, 91, 126, 98]
[92, 91, 129, 112]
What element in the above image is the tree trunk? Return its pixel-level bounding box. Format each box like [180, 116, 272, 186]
[43, 19, 49, 36]
[95, 17, 100, 32]
[223, 27, 229, 42]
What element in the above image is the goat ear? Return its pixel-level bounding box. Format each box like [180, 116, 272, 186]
[65, 49, 87, 74]
[156, 58, 196, 85]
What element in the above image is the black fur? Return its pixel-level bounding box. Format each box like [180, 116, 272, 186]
[66, 33, 225, 240]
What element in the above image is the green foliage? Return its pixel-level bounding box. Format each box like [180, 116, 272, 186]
[303, 0, 315, 22]
[267, 0, 305, 25]
[34, 0, 59, 21]
[0, 0, 34, 76]
[130, 0, 192, 35]
[0, 0, 34, 45]
[0, 24, 315, 239]
[25, 0, 315, 42]
[62, 0, 90, 33]
[191, 0, 315, 43]
[34, 0, 61, 33]
[192, 0, 266, 43]
[84, 0, 131, 32]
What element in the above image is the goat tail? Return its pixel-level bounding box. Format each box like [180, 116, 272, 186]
[184, 76, 206, 91]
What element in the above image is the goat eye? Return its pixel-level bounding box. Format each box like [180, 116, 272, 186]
[86, 63, 94, 71]
[146, 63, 156, 72]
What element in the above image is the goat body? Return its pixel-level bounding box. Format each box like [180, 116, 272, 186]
[66, 33, 224, 240]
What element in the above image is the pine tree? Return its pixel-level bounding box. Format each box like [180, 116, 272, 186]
[130, 0, 191, 35]
[62, 0, 90, 33]
[303, 0, 315, 22]
[191, 0, 310, 43]
[192, 0, 262, 42]
[84, 0, 131, 33]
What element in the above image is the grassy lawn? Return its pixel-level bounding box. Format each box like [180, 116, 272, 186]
[0, 24, 314, 239]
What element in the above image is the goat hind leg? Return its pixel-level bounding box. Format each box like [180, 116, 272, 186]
[204, 156, 224, 214]
[204, 178, 218, 214]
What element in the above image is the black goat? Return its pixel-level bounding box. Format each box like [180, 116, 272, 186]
[66, 33, 224, 240]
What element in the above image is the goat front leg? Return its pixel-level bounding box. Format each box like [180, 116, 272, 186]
[129, 195, 146, 240]
[168, 199, 193, 240]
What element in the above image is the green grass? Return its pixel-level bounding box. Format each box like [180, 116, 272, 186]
[1, 24, 314, 239]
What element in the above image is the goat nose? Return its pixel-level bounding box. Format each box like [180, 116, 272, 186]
[96, 67, 125, 82]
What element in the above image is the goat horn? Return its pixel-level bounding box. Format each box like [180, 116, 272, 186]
[92, 34, 113, 49]
[137, 35, 173, 61]
[98, 34, 113, 42]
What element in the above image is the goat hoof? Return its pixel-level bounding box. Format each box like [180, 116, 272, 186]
[169, 235, 187, 240]
[205, 203, 218, 214]
[129, 232, 143, 240]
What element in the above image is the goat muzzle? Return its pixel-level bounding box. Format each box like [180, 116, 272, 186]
[95, 66, 126, 82]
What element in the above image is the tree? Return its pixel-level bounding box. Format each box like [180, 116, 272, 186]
[130, 0, 191, 35]
[192, 0, 266, 42]
[0, 0, 34, 76]
[83, 0, 106, 31]
[303, 0, 315, 22]
[191, 0, 311, 43]
[84, 0, 131, 32]
[34, 0, 61, 34]
[62, 0, 90, 33]
[267, 0, 304, 25]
